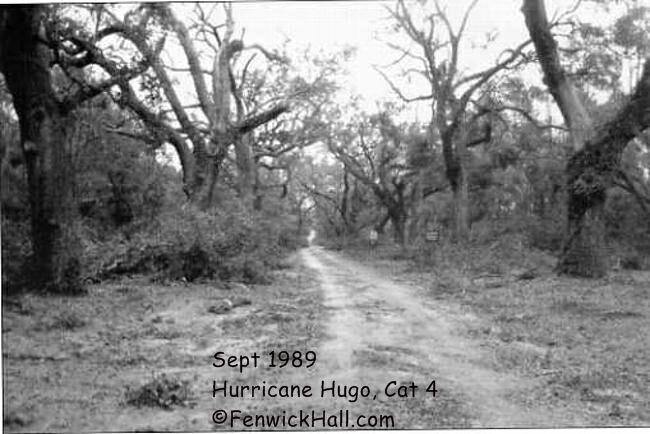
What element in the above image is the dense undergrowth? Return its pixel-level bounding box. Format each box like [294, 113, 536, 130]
[1, 98, 307, 293]
[322, 204, 649, 274]
[2, 197, 305, 292]
[84, 205, 302, 285]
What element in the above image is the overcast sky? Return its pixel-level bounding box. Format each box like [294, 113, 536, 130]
[154, 0, 630, 164]
[228, 0, 608, 110]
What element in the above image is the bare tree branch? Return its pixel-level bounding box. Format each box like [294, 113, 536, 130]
[374, 66, 433, 102]
[455, 39, 533, 115]
[470, 101, 568, 131]
[157, 4, 215, 124]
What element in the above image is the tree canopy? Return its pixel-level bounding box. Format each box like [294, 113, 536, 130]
[1, 1, 649, 292]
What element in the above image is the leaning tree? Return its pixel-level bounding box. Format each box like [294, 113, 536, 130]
[522, 0, 650, 277]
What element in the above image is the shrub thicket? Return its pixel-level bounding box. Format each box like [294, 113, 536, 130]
[87, 200, 301, 284]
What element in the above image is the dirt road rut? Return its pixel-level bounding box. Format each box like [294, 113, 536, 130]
[302, 246, 585, 428]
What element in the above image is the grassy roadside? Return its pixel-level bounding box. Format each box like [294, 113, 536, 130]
[340, 239, 650, 426]
[2, 255, 326, 432]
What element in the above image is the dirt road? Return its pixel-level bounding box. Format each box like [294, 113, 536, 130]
[301, 246, 586, 428]
[4, 246, 595, 431]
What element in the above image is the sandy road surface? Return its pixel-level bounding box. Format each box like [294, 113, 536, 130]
[302, 246, 586, 428]
[3, 246, 589, 431]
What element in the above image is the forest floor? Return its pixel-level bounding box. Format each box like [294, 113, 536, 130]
[2, 245, 650, 431]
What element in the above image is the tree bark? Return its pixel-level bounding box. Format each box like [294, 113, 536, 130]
[234, 133, 255, 205]
[442, 133, 470, 241]
[521, 0, 592, 151]
[253, 163, 263, 210]
[0, 6, 83, 293]
[560, 197, 607, 276]
[195, 146, 227, 210]
[523, 0, 650, 277]
[559, 68, 650, 275]
[389, 208, 407, 246]
[453, 169, 470, 242]
[406, 181, 421, 243]
[341, 168, 352, 234]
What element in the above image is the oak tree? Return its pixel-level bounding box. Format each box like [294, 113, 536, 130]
[522, 0, 650, 276]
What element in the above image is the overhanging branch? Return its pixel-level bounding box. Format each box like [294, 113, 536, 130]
[235, 104, 289, 135]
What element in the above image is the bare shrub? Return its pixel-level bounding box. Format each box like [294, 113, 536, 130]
[90, 201, 300, 284]
[124, 373, 192, 409]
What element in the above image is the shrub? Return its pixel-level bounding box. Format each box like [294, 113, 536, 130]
[91, 201, 301, 284]
[525, 214, 565, 252]
[124, 373, 192, 409]
[1, 215, 31, 293]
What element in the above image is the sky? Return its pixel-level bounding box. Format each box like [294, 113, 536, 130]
[198, 0, 573, 160]
[227, 0, 593, 109]
[232, 0, 529, 106]
[154, 0, 635, 165]
[218, 0, 638, 126]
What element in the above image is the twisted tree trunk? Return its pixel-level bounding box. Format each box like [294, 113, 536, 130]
[559, 78, 650, 275]
[523, 0, 650, 277]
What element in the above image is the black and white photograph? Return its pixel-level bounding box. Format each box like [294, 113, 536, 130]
[1, 0, 649, 431]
